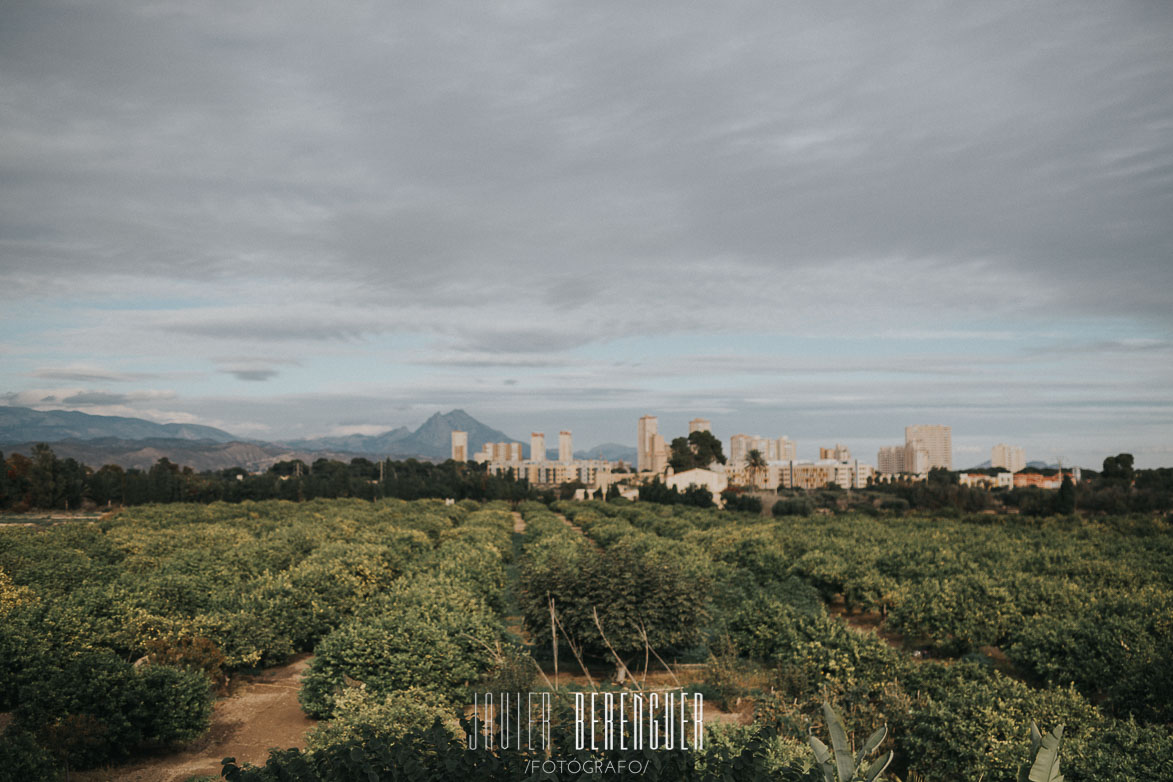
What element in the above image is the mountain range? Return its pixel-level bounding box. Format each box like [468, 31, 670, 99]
[0, 406, 645, 471]
[0, 405, 237, 443]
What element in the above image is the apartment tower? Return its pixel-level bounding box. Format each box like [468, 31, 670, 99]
[451, 430, 468, 462]
[905, 425, 952, 470]
[637, 415, 657, 472]
[991, 443, 1026, 473]
[688, 418, 712, 434]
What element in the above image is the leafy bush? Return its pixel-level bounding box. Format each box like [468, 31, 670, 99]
[299, 577, 499, 718]
[520, 532, 713, 669]
[15, 650, 212, 768]
[773, 498, 814, 517]
[0, 729, 60, 781]
[305, 686, 456, 752]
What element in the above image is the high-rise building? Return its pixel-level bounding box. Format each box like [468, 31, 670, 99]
[451, 430, 468, 462]
[731, 434, 796, 464]
[649, 433, 669, 473]
[637, 415, 657, 472]
[991, 443, 1026, 473]
[905, 425, 952, 470]
[689, 418, 712, 434]
[819, 444, 852, 461]
[474, 441, 523, 463]
[559, 430, 573, 463]
[877, 442, 930, 476]
[877, 445, 903, 475]
[530, 432, 546, 462]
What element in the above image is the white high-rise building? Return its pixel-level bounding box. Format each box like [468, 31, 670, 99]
[559, 430, 573, 463]
[473, 442, 523, 463]
[820, 444, 852, 461]
[638, 415, 658, 472]
[906, 425, 952, 470]
[731, 434, 796, 464]
[991, 443, 1026, 473]
[688, 418, 712, 434]
[451, 431, 468, 462]
[877, 442, 931, 476]
[530, 432, 546, 462]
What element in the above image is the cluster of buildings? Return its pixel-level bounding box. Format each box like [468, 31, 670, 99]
[452, 415, 1058, 500]
[452, 428, 614, 491]
[640, 415, 875, 494]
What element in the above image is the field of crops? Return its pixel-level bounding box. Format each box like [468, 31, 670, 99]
[1, 498, 1170, 780]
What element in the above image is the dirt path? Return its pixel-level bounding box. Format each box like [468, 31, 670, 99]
[511, 510, 526, 534]
[78, 655, 316, 782]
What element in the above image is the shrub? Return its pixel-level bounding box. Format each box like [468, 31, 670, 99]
[773, 498, 814, 517]
[305, 686, 456, 753]
[15, 650, 212, 768]
[299, 578, 499, 718]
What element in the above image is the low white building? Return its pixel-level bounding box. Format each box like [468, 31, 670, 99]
[665, 467, 729, 496]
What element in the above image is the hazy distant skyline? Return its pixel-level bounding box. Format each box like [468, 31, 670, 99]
[2, 2, 1172, 467]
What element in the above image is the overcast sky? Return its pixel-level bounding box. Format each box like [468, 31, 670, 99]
[2, 1, 1172, 467]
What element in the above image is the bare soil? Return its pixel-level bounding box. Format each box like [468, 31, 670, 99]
[77, 655, 316, 782]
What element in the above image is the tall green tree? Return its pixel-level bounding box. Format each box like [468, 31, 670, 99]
[668, 430, 727, 472]
[1101, 453, 1135, 484]
[0, 450, 8, 507]
[1055, 474, 1076, 514]
[29, 443, 56, 509]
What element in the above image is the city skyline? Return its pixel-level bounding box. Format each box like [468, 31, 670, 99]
[2, 3, 1172, 469]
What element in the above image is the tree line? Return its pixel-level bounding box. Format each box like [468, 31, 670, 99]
[0, 444, 540, 511]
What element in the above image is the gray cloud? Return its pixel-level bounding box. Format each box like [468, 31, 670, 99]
[2, 1, 1171, 326]
[60, 391, 134, 405]
[32, 365, 154, 382]
[223, 368, 279, 382]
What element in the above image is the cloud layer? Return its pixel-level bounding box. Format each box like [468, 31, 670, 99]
[2, 1, 1171, 466]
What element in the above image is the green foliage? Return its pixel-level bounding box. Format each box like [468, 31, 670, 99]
[519, 520, 713, 664]
[0, 498, 516, 776]
[299, 577, 500, 718]
[305, 686, 456, 752]
[808, 702, 892, 782]
[723, 491, 763, 514]
[15, 650, 212, 769]
[774, 497, 815, 517]
[222, 720, 797, 782]
[1018, 723, 1065, 782]
[669, 430, 727, 471]
[0, 729, 60, 781]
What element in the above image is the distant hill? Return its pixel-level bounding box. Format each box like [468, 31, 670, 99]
[0, 438, 357, 472]
[0, 406, 236, 444]
[285, 427, 412, 455]
[575, 443, 637, 463]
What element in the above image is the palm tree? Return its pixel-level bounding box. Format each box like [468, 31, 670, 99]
[746, 448, 767, 490]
